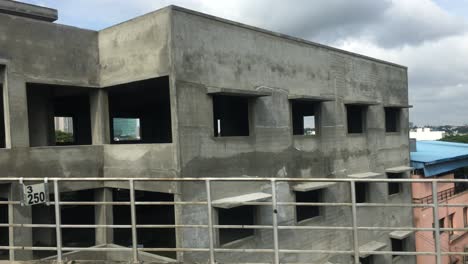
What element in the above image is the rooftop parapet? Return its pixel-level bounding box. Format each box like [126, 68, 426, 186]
[0, 0, 57, 22]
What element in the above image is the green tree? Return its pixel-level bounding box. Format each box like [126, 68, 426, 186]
[439, 134, 468, 144]
[55, 130, 74, 143]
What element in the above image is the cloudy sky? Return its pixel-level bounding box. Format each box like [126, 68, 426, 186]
[20, 0, 468, 126]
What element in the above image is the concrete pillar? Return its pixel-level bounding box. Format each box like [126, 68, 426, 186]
[8, 183, 33, 260]
[95, 188, 113, 245]
[90, 89, 110, 144]
[4, 72, 29, 147]
[0, 66, 8, 149]
[27, 87, 54, 147]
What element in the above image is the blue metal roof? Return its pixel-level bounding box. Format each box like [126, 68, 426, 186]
[410, 141, 468, 177]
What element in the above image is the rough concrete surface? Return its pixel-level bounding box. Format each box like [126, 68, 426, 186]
[0, 3, 413, 264]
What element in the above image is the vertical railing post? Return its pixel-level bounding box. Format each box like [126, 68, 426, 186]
[432, 181, 442, 264]
[53, 180, 63, 264]
[8, 187, 14, 261]
[205, 180, 215, 264]
[271, 180, 280, 264]
[129, 180, 139, 264]
[350, 180, 359, 264]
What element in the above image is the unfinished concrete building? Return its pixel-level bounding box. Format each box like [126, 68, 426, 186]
[0, 0, 414, 263]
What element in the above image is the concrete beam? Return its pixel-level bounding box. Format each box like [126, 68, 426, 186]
[0, 0, 57, 22]
[90, 89, 110, 144]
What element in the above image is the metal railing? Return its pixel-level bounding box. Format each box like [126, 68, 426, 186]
[1, 177, 468, 264]
[413, 187, 457, 204]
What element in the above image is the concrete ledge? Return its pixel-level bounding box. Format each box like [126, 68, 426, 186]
[384, 104, 413, 108]
[0, 0, 58, 22]
[288, 94, 335, 102]
[358, 241, 386, 258]
[292, 182, 336, 192]
[385, 166, 414, 173]
[206, 87, 272, 97]
[344, 100, 381, 106]
[348, 172, 382, 178]
[389, 230, 413, 240]
[212, 192, 272, 209]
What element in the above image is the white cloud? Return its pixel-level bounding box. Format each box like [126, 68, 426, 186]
[337, 32, 468, 125]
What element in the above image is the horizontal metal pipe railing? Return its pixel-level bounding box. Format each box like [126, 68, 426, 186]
[1, 177, 468, 264]
[3, 176, 468, 182]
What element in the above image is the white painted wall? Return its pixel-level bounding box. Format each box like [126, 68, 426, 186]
[410, 127, 445, 141]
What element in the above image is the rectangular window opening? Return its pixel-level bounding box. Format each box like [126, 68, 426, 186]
[464, 207, 468, 227]
[388, 173, 403, 195]
[112, 118, 141, 142]
[355, 182, 368, 203]
[449, 213, 455, 236]
[346, 105, 366, 134]
[218, 205, 255, 245]
[26, 84, 92, 147]
[108, 76, 172, 144]
[391, 238, 404, 259]
[292, 100, 318, 136]
[296, 189, 322, 222]
[385, 107, 400, 133]
[433, 218, 445, 238]
[213, 95, 249, 137]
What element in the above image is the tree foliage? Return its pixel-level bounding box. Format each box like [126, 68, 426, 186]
[440, 134, 468, 144]
[55, 130, 74, 143]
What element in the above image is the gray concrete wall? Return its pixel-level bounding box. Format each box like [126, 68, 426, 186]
[0, 5, 414, 264]
[98, 8, 180, 180]
[0, 12, 99, 148]
[171, 8, 412, 263]
[98, 8, 171, 87]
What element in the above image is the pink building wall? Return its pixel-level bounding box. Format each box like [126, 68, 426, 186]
[412, 173, 468, 264]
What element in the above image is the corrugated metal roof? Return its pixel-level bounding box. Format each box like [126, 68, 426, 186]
[410, 141, 468, 177]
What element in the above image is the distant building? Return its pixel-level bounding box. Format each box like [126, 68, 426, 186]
[411, 141, 468, 264]
[410, 127, 445, 141]
[112, 118, 140, 141]
[54, 116, 73, 134]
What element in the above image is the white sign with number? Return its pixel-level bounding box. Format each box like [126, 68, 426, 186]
[22, 183, 49, 206]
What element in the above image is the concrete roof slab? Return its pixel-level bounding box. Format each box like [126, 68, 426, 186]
[0, 0, 57, 22]
[389, 230, 413, 240]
